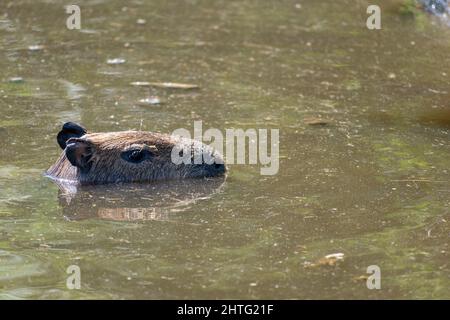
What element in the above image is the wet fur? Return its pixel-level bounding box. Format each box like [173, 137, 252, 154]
[46, 130, 225, 185]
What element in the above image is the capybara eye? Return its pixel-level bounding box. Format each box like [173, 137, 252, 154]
[121, 149, 146, 163]
[130, 150, 141, 161]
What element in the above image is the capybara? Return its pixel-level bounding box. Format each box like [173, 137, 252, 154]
[46, 122, 226, 185]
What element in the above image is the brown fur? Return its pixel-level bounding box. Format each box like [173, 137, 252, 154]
[46, 130, 225, 185]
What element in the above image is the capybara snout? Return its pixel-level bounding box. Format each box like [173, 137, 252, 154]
[46, 122, 226, 185]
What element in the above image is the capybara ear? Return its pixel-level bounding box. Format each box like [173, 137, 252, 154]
[65, 138, 93, 173]
[57, 122, 87, 150]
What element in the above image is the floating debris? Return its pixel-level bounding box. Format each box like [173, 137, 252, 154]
[130, 81, 151, 87]
[79, 29, 99, 35]
[8, 77, 24, 83]
[136, 18, 147, 25]
[130, 81, 199, 89]
[324, 253, 345, 261]
[28, 44, 44, 51]
[304, 252, 345, 268]
[107, 58, 126, 65]
[304, 117, 331, 126]
[137, 97, 162, 105]
[352, 275, 370, 282]
[147, 82, 199, 89]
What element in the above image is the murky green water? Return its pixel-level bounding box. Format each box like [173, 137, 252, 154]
[0, 0, 449, 299]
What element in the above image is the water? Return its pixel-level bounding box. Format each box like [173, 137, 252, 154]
[0, 0, 449, 299]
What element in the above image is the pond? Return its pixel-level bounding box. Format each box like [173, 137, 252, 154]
[0, 0, 449, 299]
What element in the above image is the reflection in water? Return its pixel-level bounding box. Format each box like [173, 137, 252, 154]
[420, 0, 449, 15]
[54, 177, 226, 221]
[419, 0, 450, 26]
[418, 107, 450, 127]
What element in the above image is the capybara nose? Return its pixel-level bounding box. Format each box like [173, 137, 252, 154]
[65, 142, 78, 167]
[212, 162, 226, 174]
[203, 161, 226, 176]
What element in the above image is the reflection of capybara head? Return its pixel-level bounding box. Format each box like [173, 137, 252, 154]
[46, 122, 226, 185]
[58, 178, 226, 221]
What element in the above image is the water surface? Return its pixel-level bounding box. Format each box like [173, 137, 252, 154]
[0, 0, 449, 299]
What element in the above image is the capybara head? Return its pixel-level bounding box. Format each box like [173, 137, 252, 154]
[46, 122, 226, 185]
